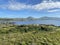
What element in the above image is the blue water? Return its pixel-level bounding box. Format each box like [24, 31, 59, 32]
[14, 20, 60, 26]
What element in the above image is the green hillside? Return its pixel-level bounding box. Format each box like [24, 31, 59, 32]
[0, 24, 60, 45]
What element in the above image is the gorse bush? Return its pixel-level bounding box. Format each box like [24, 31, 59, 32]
[0, 24, 56, 33]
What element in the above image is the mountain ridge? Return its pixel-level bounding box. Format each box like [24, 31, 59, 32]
[0, 16, 60, 21]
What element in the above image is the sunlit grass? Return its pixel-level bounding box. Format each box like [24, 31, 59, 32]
[0, 24, 60, 45]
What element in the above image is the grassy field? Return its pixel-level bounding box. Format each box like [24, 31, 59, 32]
[0, 24, 60, 45]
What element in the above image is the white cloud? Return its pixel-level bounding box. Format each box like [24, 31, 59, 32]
[48, 9, 60, 12]
[0, 0, 32, 10]
[33, 1, 60, 10]
[0, 0, 60, 12]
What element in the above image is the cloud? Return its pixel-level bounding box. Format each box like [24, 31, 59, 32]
[0, 0, 33, 10]
[48, 9, 60, 12]
[0, 0, 60, 12]
[33, 0, 60, 10]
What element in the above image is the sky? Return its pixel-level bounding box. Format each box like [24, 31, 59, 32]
[0, 0, 60, 18]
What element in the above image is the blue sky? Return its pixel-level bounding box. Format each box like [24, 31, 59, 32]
[0, 0, 60, 18]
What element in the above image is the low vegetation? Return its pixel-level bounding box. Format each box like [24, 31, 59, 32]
[0, 24, 60, 45]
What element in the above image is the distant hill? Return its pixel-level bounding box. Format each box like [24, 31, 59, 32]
[39, 17, 60, 20]
[0, 17, 60, 21]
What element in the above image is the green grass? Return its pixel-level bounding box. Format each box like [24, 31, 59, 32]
[0, 24, 60, 45]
